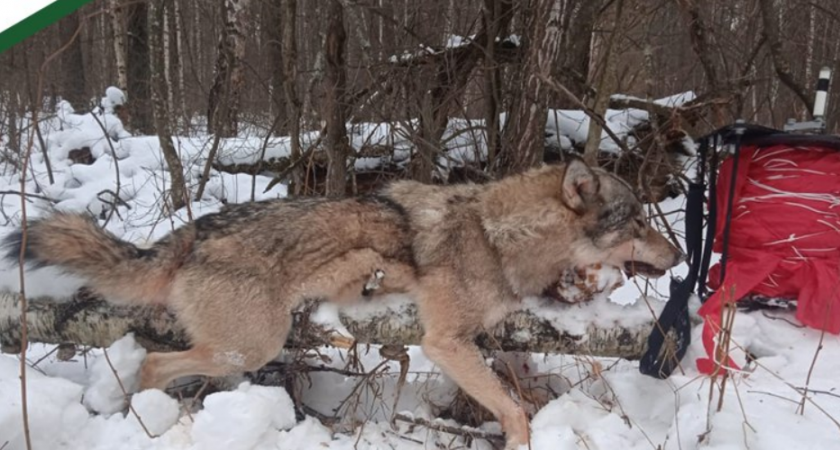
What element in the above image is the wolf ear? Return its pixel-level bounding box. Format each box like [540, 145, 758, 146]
[561, 158, 598, 214]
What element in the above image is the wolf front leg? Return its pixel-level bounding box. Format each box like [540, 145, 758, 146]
[361, 269, 386, 297]
[301, 248, 416, 303]
[421, 333, 529, 449]
[416, 279, 530, 449]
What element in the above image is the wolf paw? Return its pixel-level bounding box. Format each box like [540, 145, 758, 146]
[362, 269, 385, 297]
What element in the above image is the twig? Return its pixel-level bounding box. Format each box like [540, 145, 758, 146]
[28, 345, 60, 369]
[194, 132, 222, 201]
[795, 388, 840, 400]
[747, 390, 799, 404]
[537, 73, 633, 155]
[102, 348, 157, 438]
[251, 113, 284, 202]
[89, 109, 123, 227]
[17, 44, 37, 450]
[383, 429, 424, 445]
[334, 359, 390, 418]
[717, 299, 737, 412]
[393, 413, 505, 444]
[797, 295, 832, 415]
[31, 111, 54, 185]
[727, 340, 840, 431]
[263, 133, 326, 194]
[379, 345, 410, 426]
[760, 311, 805, 328]
[186, 377, 212, 415]
[0, 191, 54, 202]
[300, 404, 339, 426]
[731, 372, 757, 448]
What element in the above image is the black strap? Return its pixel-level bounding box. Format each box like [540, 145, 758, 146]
[717, 130, 745, 285]
[698, 136, 719, 298]
[639, 138, 709, 378]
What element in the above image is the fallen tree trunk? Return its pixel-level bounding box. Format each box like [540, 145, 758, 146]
[0, 289, 663, 359]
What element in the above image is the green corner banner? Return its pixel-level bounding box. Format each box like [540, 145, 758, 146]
[0, 0, 95, 54]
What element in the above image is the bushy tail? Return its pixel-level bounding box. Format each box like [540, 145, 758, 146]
[3, 213, 184, 305]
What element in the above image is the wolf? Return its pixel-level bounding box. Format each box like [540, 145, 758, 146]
[4, 158, 683, 449]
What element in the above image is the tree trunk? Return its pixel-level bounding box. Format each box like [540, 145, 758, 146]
[340, 0, 374, 67]
[675, 0, 728, 127]
[408, 1, 514, 183]
[207, 0, 251, 137]
[499, 0, 562, 175]
[163, 1, 175, 109]
[757, 0, 814, 116]
[556, 1, 599, 106]
[266, 0, 288, 134]
[173, 0, 188, 124]
[582, 0, 623, 166]
[322, 0, 350, 196]
[282, 0, 304, 195]
[482, 0, 507, 168]
[109, 0, 128, 92]
[7, 95, 20, 157]
[126, 2, 153, 134]
[0, 290, 667, 360]
[150, 0, 188, 212]
[58, 10, 88, 110]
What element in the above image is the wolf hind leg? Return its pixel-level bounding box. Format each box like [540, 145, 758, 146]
[140, 312, 293, 391]
[141, 272, 295, 391]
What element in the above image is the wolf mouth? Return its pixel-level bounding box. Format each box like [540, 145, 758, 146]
[623, 261, 667, 278]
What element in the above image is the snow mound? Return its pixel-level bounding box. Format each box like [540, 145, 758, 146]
[83, 333, 147, 414]
[190, 381, 297, 450]
[0, 357, 89, 450]
[130, 389, 181, 436]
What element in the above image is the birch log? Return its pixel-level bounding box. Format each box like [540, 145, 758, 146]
[0, 289, 661, 359]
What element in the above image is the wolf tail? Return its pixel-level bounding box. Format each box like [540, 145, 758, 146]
[2, 212, 186, 305]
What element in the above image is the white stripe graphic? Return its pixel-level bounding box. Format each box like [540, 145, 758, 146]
[0, 1, 60, 35]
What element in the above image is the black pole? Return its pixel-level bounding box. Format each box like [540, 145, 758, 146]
[717, 122, 746, 286]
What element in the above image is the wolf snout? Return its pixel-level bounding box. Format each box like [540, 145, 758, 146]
[672, 251, 687, 267]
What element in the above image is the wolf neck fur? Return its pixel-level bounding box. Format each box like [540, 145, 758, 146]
[477, 166, 582, 296]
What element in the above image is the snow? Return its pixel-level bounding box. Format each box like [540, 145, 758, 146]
[190, 382, 297, 450]
[100, 86, 127, 114]
[444, 34, 474, 49]
[130, 389, 181, 436]
[522, 294, 666, 338]
[8, 314, 838, 450]
[1, 88, 839, 450]
[82, 334, 147, 415]
[542, 107, 651, 153]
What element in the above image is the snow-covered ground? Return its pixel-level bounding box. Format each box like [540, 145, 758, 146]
[1, 94, 838, 450]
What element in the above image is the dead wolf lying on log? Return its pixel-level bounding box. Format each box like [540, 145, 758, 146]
[4, 158, 683, 449]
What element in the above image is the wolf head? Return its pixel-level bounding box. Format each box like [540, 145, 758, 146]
[560, 158, 684, 278]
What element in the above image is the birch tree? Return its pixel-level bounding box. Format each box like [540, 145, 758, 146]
[499, 0, 562, 174]
[108, 0, 128, 92]
[150, 0, 188, 212]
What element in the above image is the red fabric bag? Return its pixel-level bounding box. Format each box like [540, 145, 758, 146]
[697, 144, 840, 373]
